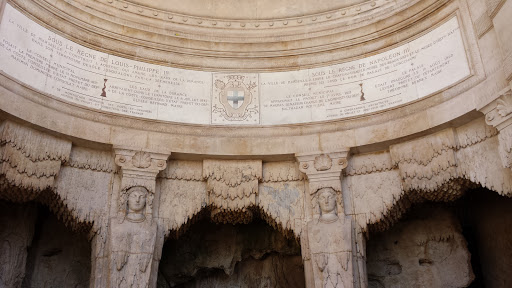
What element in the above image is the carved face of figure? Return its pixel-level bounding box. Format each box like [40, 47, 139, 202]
[318, 188, 336, 215]
[128, 189, 146, 213]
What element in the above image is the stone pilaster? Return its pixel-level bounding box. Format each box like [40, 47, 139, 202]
[479, 85, 512, 169]
[107, 148, 169, 288]
[296, 150, 366, 288]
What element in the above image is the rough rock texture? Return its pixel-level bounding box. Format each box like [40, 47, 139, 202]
[464, 189, 512, 288]
[0, 202, 37, 288]
[203, 160, 262, 211]
[0, 121, 71, 201]
[159, 160, 207, 236]
[158, 218, 304, 288]
[366, 206, 474, 288]
[166, 254, 304, 288]
[21, 208, 91, 288]
[258, 180, 304, 238]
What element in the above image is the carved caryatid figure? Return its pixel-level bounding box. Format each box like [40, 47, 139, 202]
[308, 187, 354, 288]
[126, 186, 147, 223]
[110, 186, 157, 287]
[318, 187, 338, 223]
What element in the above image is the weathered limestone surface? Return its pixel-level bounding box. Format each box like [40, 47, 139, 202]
[107, 149, 169, 288]
[296, 151, 363, 288]
[0, 121, 71, 201]
[0, 0, 512, 287]
[367, 207, 474, 288]
[464, 190, 512, 287]
[171, 254, 304, 288]
[0, 202, 37, 288]
[158, 219, 304, 288]
[203, 159, 262, 212]
[158, 160, 206, 237]
[22, 210, 91, 288]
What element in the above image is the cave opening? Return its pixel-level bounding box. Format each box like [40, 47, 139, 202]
[0, 201, 91, 288]
[158, 210, 305, 288]
[366, 187, 512, 288]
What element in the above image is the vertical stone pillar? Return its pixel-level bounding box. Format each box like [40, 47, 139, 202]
[296, 150, 364, 288]
[108, 148, 169, 288]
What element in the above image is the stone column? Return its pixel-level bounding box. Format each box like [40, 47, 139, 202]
[479, 86, 512, 169]
[108, 148, 169, 288]
[296, 150, 365, 288]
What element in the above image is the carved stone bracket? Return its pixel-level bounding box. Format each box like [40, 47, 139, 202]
[296, 150, 349, 195]
[479, 86, 512, 168]
[481, 87, 512, 129]
[115, 148, 169, 191]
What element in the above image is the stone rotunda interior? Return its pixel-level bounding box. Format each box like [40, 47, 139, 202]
[1, 0, 512, 287]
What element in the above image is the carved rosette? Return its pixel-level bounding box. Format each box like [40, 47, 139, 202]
[114, 148, 169, 219]
[479, 86, 512, 168]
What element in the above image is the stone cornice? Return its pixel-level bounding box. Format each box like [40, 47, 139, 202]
[7, 0, 452, 70]
[80, 0, 407, 34]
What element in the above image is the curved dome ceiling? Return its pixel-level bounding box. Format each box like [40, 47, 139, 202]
[127, 0, 366, 20]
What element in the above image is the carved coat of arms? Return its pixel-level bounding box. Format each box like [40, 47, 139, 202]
[212, 74, 259, 124]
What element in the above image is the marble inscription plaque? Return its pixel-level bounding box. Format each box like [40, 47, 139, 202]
[259, 16, 470, 124]
[0, 4, 470, 126]
[0, 5, 211, 124]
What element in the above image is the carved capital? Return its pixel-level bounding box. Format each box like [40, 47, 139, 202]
[295, 149, 349, 199]
[479, 87, 512, 130]
[296, 150, 349, 183]
[114, 148, 170, 219]
[478, 86, 512, 169]
[114, 148, 169, 181]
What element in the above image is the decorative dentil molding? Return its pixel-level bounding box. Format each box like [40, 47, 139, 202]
[76, 0, 401, 32]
